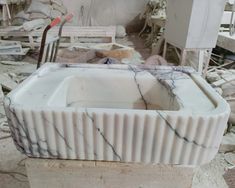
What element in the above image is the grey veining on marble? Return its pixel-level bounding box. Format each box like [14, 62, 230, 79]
[3, 63, 230, 165]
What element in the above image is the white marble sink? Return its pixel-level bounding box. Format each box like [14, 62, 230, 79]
[4, 64, 230, 165]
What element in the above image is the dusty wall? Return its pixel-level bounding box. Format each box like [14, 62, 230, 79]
[63, 0, 148, 28]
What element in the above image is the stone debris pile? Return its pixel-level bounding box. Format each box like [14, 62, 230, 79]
[207, 69, 235, 125]
[13, 0, 67, 28]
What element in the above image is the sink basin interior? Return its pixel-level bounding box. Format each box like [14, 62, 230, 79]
[48, 70, 180, 111]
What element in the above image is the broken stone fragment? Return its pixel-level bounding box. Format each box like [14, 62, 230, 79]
[220, 126, 235, 152]
[23, 19, 46, 31]
[29, 12, 48, 20]
[50, 9, 62, 19]
[56, 47, 96, 63]
[116, 25, 126, 38]
[51, 0, 63, 6]
[0, 61, 26, 66]
[12, 18, 25, 26]
[36, 0, 51, 4]
[0, 54, 23, 61]
[26, 1, 52, 17]
[94, 43, 134, 60]
[8, 73, 25, 84]
[222, 82, 235, 97]
[5, 0, 26, 4]
[52, 3, 67, 15]
[0, 40, 22, 54]
[0, 73, 18, 91]
[228, 100, 235, 124]
[14, 11, 30, 21]
[214, 87, 223, 95]
[206, 72, 221, 83]
[223, 166, 235, 187]
[208, 70, 235, 125]
[145, 55, 173, 66]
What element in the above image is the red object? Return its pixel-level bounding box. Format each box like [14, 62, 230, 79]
[65, 13, 74, 22]
[50, 17, 61, 28]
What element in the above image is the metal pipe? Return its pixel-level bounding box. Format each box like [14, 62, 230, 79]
[53, 14, 74, 62]
[37, 17, 61, 69]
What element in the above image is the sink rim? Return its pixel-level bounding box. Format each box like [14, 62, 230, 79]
[4, 63, 230, 117]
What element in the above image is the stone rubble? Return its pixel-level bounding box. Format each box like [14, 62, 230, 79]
[13, 0, 67, 28]
[207, 69, 235, 125]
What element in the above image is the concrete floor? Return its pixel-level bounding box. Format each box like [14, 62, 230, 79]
[0, 61, 35, 188]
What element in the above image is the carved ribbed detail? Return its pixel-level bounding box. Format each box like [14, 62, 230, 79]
[5, 107, 229, 165]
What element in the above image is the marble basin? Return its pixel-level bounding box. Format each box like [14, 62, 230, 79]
[4, 64, 230, 165]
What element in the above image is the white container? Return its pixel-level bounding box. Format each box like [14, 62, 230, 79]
[165, 0, 226, 49]
[4, 64, 230, 165]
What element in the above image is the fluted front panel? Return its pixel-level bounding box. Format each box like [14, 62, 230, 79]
[5, 107, 229, 166]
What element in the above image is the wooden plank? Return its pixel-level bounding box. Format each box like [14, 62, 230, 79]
[0, 26, 116, 47]
[22, 39, 113, 48]
[0, 26, 116, 36]
[26, 159, 195, 188]
[0, 26, 116, 42]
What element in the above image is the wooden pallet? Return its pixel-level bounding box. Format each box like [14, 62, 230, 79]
[0, 26, 116, 48]
[26, 158, 195, 188]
